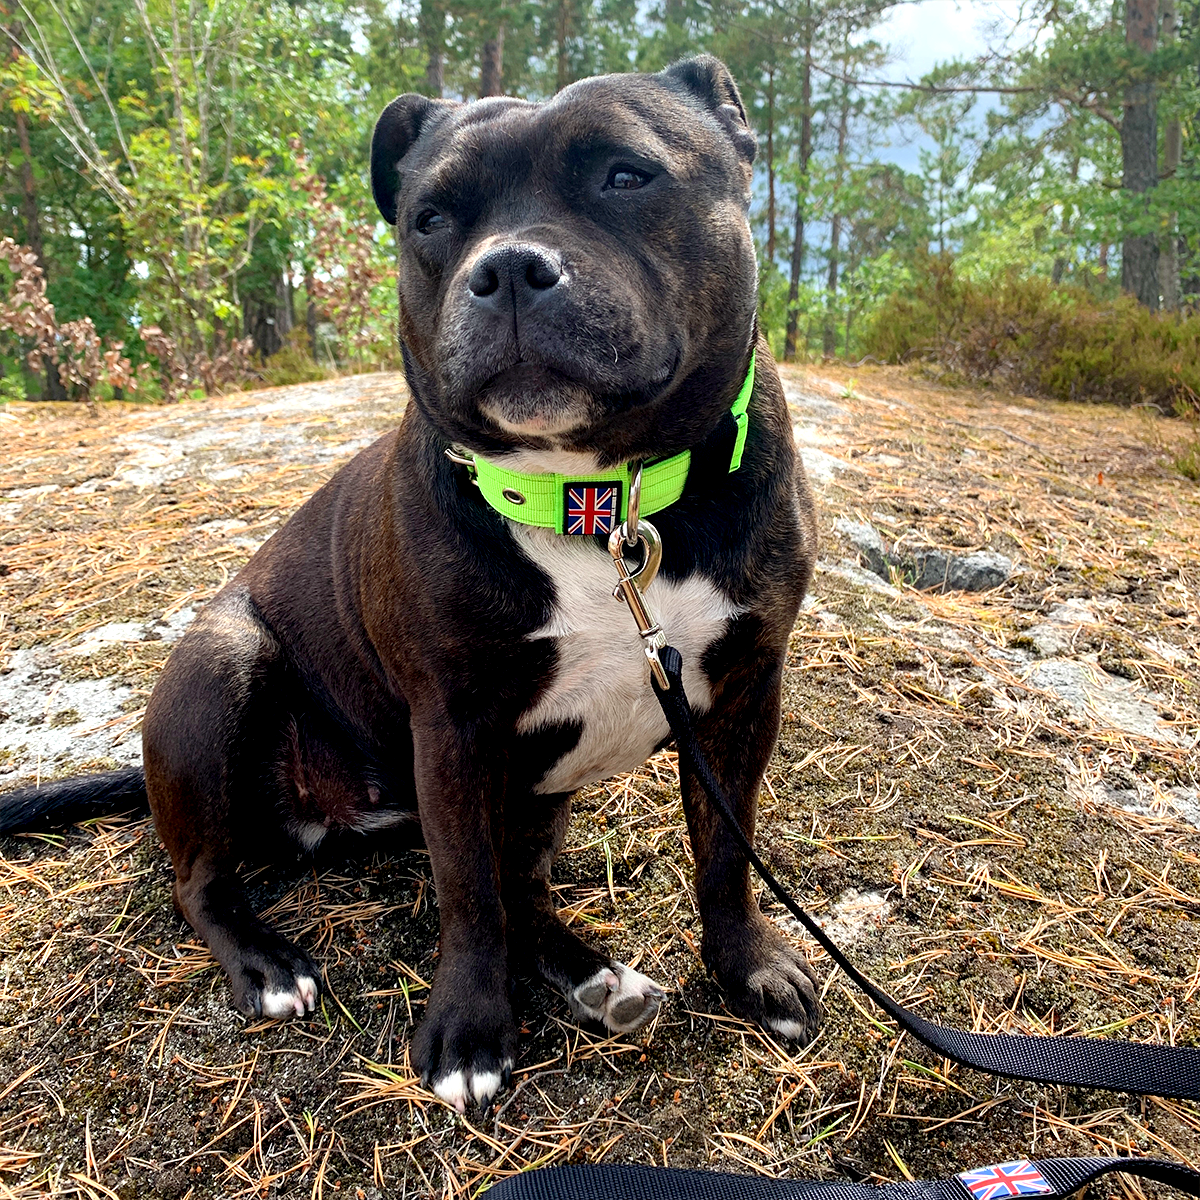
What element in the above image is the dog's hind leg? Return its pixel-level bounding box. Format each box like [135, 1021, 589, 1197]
[503, 794, 665, 1034]
[169, 864, 320, 1018]
[142, 589, 321, 1019]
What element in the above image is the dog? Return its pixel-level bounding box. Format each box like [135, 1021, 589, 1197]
[0, 55, 819, 1112]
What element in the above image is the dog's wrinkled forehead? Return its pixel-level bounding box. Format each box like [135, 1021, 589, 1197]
[422, 86, 714, 193]
[372, 58, 756, 228]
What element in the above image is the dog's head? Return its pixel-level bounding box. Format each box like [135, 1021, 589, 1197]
[371, 57, 757, 467]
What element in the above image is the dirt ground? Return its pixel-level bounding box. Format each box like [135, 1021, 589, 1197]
[0, 365, 1196, 1199]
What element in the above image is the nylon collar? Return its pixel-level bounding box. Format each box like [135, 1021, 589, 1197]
[449, 351, 755, 535]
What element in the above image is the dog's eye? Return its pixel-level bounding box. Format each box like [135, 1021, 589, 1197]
[605, 167, 652, 191]
[415, 210, 446, 234]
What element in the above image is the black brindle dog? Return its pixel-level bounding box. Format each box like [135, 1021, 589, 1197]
[0, 55, 819, 1111]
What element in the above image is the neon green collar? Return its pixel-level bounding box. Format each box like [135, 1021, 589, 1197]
[451, 351, 755, 535]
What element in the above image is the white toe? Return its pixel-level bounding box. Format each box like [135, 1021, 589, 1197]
[470, 1070, 502, 1105]
[766, 1017, 811, 1040]
[569, 960, 665, 1033]
[433, 1069, 469, 1113]
[296, 975, 318, 1012]
[261, 985, 310, 1019]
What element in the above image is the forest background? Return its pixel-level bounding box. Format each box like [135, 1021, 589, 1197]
[0, 0, 1198, 414]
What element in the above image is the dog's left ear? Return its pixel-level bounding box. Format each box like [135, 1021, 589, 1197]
[371, 94, 455, 224]
[661, 56, 756, 165]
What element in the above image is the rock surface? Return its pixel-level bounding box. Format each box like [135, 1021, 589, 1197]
[831, 517, 1013, 592]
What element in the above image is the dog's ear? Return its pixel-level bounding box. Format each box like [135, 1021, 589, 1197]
[371, 95, 453, 225]
[661, 56, 756, 165]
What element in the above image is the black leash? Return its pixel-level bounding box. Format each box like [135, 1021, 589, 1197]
[489, 643, 1200, 1198]
[651, 644, 1200, 1100]
[489, 1156, 1200, 1198]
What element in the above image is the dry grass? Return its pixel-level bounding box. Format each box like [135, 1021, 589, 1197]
[0, 366, 1196, 1198]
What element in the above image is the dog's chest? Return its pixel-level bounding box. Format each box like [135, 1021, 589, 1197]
[513, 527, 742, 795]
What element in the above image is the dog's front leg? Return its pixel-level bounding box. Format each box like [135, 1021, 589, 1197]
[681, 645, 823, 1043]
[501, 793, 665, 1033]
[409, 717, 516, 1112]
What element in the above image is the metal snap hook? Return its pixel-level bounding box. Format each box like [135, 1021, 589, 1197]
[607, 517, 668, 688]
[608, 517, 661, 593]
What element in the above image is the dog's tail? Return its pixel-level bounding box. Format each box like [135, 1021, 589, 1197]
[0, 768, 149, 834]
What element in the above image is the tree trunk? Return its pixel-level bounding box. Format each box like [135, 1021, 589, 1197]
[556, 0, 571, 93]
[15, 112, 44, 269]
[783, 36, 813, 363]
[242, 272, 293, 360]
[425, 50, 445, 97]
[278, 272, 294, 342]
[304, 266, 318, 356]
[824, 212, 842, 358]
[765, 63, 776, 262]
[14, 96, 67, 401]
[480, 22, 505, 97]
[823, 64, 849, 360]
[1186, 47, 1200, 305]
[420, 0, 445, 97]
[1121, 0, 1160, 309]
[1052, 152, 1081, 285]
[1160, 114, 1182, 310]
[1159, 0, 1181, 311]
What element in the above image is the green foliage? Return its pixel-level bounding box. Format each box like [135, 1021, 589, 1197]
[256, 333, 332, 389]
[1176, 437, 1200, 481]
[2, 0, 1198, 400]
[864, 257, 1200, 413]
[0, 375, 27, 404]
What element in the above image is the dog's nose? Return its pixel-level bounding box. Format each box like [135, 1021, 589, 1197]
[467, 243, 563, 302]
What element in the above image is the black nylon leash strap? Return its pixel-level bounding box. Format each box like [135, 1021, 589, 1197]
[650, 644, 1200, 1101]
[488, 1157, 1200, 1199]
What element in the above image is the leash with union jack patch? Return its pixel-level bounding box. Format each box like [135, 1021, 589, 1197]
[489, 1155, 1200, 1197]
[489, 379, 1200, 1195]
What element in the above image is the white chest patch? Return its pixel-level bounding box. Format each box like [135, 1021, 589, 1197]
[513, 525, 744, 795]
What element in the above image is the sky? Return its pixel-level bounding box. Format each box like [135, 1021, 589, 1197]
[865, 0, 1025, 171]
[876, 0, 1008, 80]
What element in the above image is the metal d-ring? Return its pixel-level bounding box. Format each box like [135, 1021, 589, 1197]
[624, 460, 644, 548]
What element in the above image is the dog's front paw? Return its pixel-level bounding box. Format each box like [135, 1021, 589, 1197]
[226, 933, 321, 1020]
[412, 989, 517, 1113]
[569, 961, 666, 1033]
[706, 918, 822, 1043]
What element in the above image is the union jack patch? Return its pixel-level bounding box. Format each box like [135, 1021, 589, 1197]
[958, 1161, 1054, 1200]
[564, 482, 621, 536]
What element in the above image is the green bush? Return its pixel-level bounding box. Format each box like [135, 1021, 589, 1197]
[255, 338, 332, 388]
[864, 256, 1200, 415]
[0, 375, 27, 404]
[1177, 439, 1200, 481]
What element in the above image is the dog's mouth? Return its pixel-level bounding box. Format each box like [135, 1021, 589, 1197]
[476, 362, 594, 437]
[475, 350, 680, 440]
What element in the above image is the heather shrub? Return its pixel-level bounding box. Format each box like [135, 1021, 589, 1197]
[255, 331, 331, 389]
[865, 257, 1200, 415]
